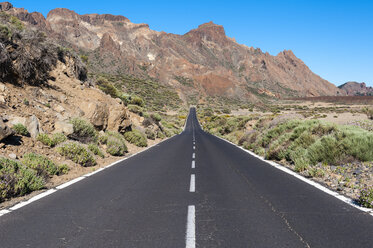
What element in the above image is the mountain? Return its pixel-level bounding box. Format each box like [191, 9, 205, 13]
[1, 2, 344, 103]
[338, 82, 373, 96]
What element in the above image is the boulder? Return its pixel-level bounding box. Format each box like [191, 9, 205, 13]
[8, 116, 27, 126]
[81, 102, 109, 130]
[0, 118, 14, 141]
[107, 105, 131, 132]
[25, 115, 43, 139]
[53, 121, 74, 135]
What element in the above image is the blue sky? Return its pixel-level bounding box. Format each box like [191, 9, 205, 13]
[11, 0, 373, 87]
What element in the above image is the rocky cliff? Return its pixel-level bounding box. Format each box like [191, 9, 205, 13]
[1, 2, 344, 103]
[338, 82, 373, 96]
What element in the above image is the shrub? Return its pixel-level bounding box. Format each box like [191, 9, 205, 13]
[129, 95, 144, 107]
[70, 118, 97, 143]
[37, 133, 53, 147]
[57, 142, 96, 167]
[145, 129, 156, 140]
[37, 133, 67, 147]
[359, 187, 373, 208]
[88, 143, 105, 158]
[13, 123, 29, 136]
[124, 130, 147, 147]
[99, 131, 128, 156]
[127, 104, 144, 116]
[0, 158, 44, 201]
[157, 131, 166, 139]
[362, 107, 373, 120]
[21, 153, 59, 177]
[151, 113, 162, 122]
[97, 77, 118, 99]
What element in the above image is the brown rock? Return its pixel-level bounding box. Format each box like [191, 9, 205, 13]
[81, 102, 109, 130]
[107, 105, 131, 132]
[0, 118, 14, 141]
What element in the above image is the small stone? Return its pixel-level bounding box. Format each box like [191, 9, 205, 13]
[0, 84, 6, 92]
[9, 153, 17, 159]
[55, 105, 65, 113]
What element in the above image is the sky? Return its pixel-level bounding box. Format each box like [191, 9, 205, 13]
[10, 0, 373, 87]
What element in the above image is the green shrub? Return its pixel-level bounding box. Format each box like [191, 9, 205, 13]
[88, 143, 105, 158]
[57, 142, 96, 167]
[37, 133, 54, 147]
[157, 131, 166, 139]
[124, 130, 147, 147]
[21, 153, 59, 177]
[129, 95, 144, 107]
[13, 123, 29, 136]
[97, 77, 119, 99]
[80, 54, 89, 64]
[145, 129, 156, 140]
[127, 104, 144, 116]
[151, 113, 162, 122]
[99, 131, 128, 156]
[359, 187, 373, 208]
[57, 164, 69, 175]
[37, 133, 67, 147]
[0, 158, 44, 202]
[362, 107, 373, 120]
[70, 118, 97, 143]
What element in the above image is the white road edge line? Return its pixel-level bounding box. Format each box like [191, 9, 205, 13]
[190, 174, 195, 192]
[186, 205, 196, 248]
[192, 161, 195, 169]
[212, 134, 373, 216]
[0, 134, 179, 218]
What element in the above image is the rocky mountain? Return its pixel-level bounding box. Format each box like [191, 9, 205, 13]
[1, 2, 344, 103]
[338, 82, 373, 96]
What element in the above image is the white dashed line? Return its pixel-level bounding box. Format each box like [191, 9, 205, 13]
[189, 174, 195, 192]
[193, 146, 195, 150]
[186, 205, 196, 248]
[192, 153, 195, 159]
[191, 161, 195, 169]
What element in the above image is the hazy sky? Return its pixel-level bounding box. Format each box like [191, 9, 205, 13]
[11, 0, 373, 87]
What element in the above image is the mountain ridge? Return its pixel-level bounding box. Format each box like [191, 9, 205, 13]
[0, 2, 344, 103]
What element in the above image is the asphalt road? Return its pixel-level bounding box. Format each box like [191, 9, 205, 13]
[0, 108, 373, 247]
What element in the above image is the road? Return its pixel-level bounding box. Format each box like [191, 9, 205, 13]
[0, 108, 373, 247]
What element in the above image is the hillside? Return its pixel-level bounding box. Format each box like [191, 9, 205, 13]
[1, 2, 344, 105]
[0, 11, 185, 205]
[338, 81, 373, 96]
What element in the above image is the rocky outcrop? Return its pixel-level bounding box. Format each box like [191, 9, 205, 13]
[338, 82, 373, 96]
[0, 118, 13, 141]
[108, 105, 131, 133]
[81, 102, 109, 130]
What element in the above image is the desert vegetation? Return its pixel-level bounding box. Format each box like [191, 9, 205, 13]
[198, 102, 373, 208]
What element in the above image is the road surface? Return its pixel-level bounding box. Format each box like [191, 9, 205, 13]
[0, 108, 373, 247]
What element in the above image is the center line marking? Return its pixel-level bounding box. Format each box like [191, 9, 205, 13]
[192, 153, 195, 159]
[189, 174, 195, 192]
[186, 205, 196, 248]
[191, 161, 195, 169]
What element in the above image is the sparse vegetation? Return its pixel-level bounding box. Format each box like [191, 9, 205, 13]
[359, 187, 373, 208]
[88, 143, 105, 158]
[124, 130, 147, 147]
[99, 131, 128, 156]
[37, 133, 67, 147]
[70, 118, 98, 143]
[57, 142, 96, 167]
[12, 123, 29, 136]
[0, 158, 44, 202]
[21, 153, 60, 177]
